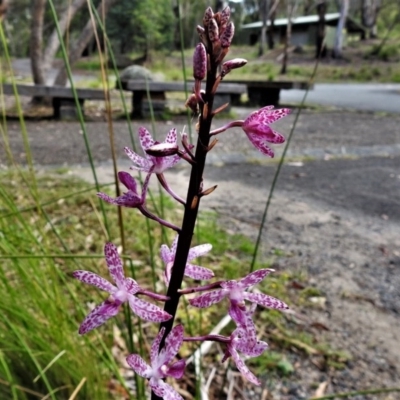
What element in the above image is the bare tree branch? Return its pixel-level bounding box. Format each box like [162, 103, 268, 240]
[53, 0, 117, 86]
[30, 0, 46, 86]
[42, 0, 86, 74]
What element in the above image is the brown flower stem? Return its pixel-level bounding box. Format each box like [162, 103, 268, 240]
[151, 53, 219, 400]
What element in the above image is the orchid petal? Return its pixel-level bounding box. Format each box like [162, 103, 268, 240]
[97, 192, 142, 208]
[258, 107, 290, 124]
[237, 340, 268, 357]
[187, 243, 212, 261]
[124, 277, 140, 295]
[126, 354, 152, 378]
[78, 300, 120, 335]
[139, 127, 157, 150]
[164, 128, 178, 145]
[118, 171, 138, 192]
[163, 325, 184, 365]
[184, 264, 214, 280]
[151, 327, 166, 365]
[167, 359, 186, 379]
[220, 280, 239, 290]
[124, 147, 152, 170]
[244, 292, 289, 310]
[149, 379, 165, 397]
[230, 346, 261, 385]
[239, 269, 274, 288]
[160, 244, 171, 264]
[72, 270, 115, 294]
[128, 295, 171, 322]
[228, 302, 247, 327]
[189, 289, 227, 308]
[156, 380, 184, 400]
[104, 242, 125, 288]
[171, 236, 179, 254]
[161, 154, 181, 170]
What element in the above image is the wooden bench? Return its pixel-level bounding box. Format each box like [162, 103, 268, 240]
[2, 83, 106, 119]
[118, 80, 247, 118]
[224, 80, 313, 107]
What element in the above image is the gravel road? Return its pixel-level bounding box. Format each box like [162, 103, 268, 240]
[1, 108, 400, 399]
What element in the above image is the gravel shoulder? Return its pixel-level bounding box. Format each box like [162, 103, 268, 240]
[1, 109, 400, 399]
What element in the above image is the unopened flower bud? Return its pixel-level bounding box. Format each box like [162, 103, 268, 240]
[145, 143, 179, 157]
[219, 6, 231, 34]
[185, 93, 199, 114]
[208, 18, 219, 43]
[193, 43, 207, 80]
[203, 7, 214, 28]
[221, 58, 247, 77]
[220, 22, 234, 48]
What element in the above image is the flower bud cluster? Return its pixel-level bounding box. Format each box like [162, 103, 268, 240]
[200, 6, 234, 62]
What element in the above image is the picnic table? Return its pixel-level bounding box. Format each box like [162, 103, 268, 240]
[223, 80, 313, 107]
[118, 80, 247, 118]
[2, 83, 106, 119]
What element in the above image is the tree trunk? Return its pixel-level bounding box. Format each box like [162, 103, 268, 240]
[316, 1, 327, 58]
[303, 0, 313, 14]
[281, 0, 295, 74]
[361, 0, 381, 39]
[332, 0, 349, 59]
[42, 0, 86, 75]
[30, 0, 46, 87]
[259, 0, 268, 56]
[53, 0, 117, 86]
[0, 0, 8, 20]
[267, 6, 276, 50]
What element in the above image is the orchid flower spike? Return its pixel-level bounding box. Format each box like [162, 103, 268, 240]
[160, 235, 214, 284]
[189, 269, 289, 329]
[127, 325, 186, 400]
[73, 243, 171, 334]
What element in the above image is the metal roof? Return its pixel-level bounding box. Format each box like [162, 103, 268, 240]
[242, 12, 341, 29]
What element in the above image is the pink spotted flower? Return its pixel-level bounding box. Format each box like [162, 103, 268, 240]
[127, 325, 186, 400]
[222, 322, 269, 386]
[73, 243, 171, 334]
[189, 269, 288, 329]
[125, 127, 186, 204]
[125, 127, 181, 175]
[160, 235, 214, 284]
[97, 171, 181, 232]
[210, 106, 290, 157]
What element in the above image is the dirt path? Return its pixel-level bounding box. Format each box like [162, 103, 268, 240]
[2, 109, 400, 399]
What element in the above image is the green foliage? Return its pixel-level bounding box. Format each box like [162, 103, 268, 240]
[101, 0, 178, 57]
[0, 172, 121, 399]
[369, 43, 400, 61]
[128, 0, 175, 54]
